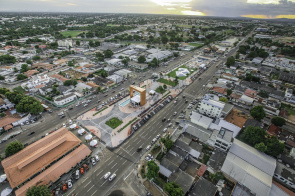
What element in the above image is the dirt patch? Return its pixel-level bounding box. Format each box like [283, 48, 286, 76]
[143, 180, 165, 196]
[224, 108, 248, 128]
[288, 115, 295, 123]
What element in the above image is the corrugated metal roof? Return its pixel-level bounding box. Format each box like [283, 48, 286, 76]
[159, 165, 172, 178]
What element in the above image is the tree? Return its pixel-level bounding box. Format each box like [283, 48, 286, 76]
[29, 101, 44, 115]
[26, 185, 51, 196]
[265, 135, 284, 157]
[32, 55, 41, 61]
[100, 70, 108, 78]
[81, 77, 87, 82]
[5, 141, 24, 157]
[76, 40, 80, 46]
[64, 79, 77, 86]
[161, 36, 169, 44]
[250, 105, 266, 121]
[17, 74, 28, 80]
[235, 52, 240, 59]
[226, 89, 232, 96]
[26, 59, 32, 65]
[67, 60, 75, 67]
[258, 90, 269, 98]
[95, 86, 101, 94]
[146, 161, 159, 180]
[0, 75, 4, 80]
[103, 49, 113, 58]
[20, 64, 29, 73]
[271, 117, 286, 127]
[164, 182, 183, 196]
[243, 126, 267, 146]
[138, 55, 146, 63]
[225, 56, 235, 67]
[163, 84, 167, 89]
[0, 54, 16, 64]
[174, 76, 179, 86]
[219, 97, 228, 103]
[255, 142, 267, 152]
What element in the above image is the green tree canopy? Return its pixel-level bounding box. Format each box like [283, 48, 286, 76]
[103, 49, 113, 58]
[138, 55, 146, 63]
[255, 142, 267, 152]
[32, 55, 41, 61]
[271, 117, 286, 127]
[219, 97, 228, 103]
[226, 89, 232, 96]
[0, 75, 4, 80]
[63, 79, 78, 86]
[0, 54, 16, 64]
[76, 40, 80, 46]
[5, 141, 24, 157]
[250, 105, 266, 121]
[258, 90, 269, 98]
[146, 161, 159, 180]
[164, 182, 183, 196]
[225, 56, 235, 67]
[20, 64, 29, 73]
[161, 36, 169, 44]
[26, 185, 51, 196]
[243, 126, 267, 146]
[265, 135, 285, 157]
[26, 59, 33, 65]
[17, 74, 28, 80]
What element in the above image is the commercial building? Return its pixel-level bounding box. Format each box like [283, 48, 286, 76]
[1, 128, 91, 196]
[53, 93, 77, 106]
[221, 139, 276, 196]
[196, 97, 233, 119]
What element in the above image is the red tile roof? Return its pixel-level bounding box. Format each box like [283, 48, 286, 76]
[244, 89, 257, 98]
[196, 164, 207, 177]
[0, 117, 21, 129]
[267, 124, 281, 137]
[50, 74, 69, 82]
[212, 87, 226, 95]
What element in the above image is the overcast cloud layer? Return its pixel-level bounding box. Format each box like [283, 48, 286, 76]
[1, 0, 295, 18]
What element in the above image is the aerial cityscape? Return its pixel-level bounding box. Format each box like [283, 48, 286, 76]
[0, 1, 295, 196]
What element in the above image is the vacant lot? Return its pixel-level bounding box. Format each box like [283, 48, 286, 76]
[189, 43, 203, 48]
[61, 31, 86, 37]
[106, 117, 123, 129]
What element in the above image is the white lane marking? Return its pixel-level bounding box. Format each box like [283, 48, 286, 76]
[124, 170, 133, 181]
[68, 189, 75, 196]
[87, 185, 94, 192]
[91, 190, 97, 196]
[81, 177, 88, 183]
[101, 180, 108, 187]
[96, 170, 103, 177]
[122, 160, 127, 165]
[84, 181, 91, 187]
[105, 157, 111, 163]
[111, 163, 118, 169]
[114, 168, 119, 173]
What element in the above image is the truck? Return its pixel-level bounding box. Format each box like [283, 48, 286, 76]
[41, 104, 52, 112]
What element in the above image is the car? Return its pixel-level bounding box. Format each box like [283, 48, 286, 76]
[76, 103, 80, 107]
[69, 107, 73, 110]
[104, 172, 111, 179]
[163, 128, 167, 133]
[156, 134, 160, 139]
[104, 94, 108, 97]
[91, 158, 96, 165]
[146, 145, 151, 151]
[28, 131, 35, 136]
[60, 115, 65, 119]
[67, 179, 72, 189]
[132, 82, 135, 85]
[48, 109, 53, 113]
[75, 170, 79, 179]
[58, 112, 64, 116]
[121, 88, 124, 91]
[173, 112, 177, 116]
[167, 119, 170, 122]
[148, 154, 154, 159]
[97, 100, 101, 103]
[109, 173, 116, 181]
[84, 104, 88, 107]
[95, 155, 99, 162]
[137, 146, 143, 152]
[185, 100, 188, 103]
[162, 118, 166, 122]
[168, 123, 172, 127]
[69, 120, 72, 125]
[174, 101, 177, 104]
[151, 138, 157, 144]
[63, 123, 66, 127]
[145, 156, 151, 161]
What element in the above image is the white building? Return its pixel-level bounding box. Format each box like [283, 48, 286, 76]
[21, 74, 51, 91]
[197, 97, 233, 119]
[54, 93, 77, 106]
[106, 59, 123, 67]
[190, 111, 213, 129]
[285, 88, 293, 99]
[107, 74, 123, 83]
[57, 39, 73, 48]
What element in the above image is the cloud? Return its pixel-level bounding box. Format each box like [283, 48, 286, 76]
[66, 3, 77, 6]
[190, 0, 295, 17]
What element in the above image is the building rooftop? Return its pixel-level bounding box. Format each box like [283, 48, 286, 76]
[168, 169, 194, 194]
[1, 127, 81, 188]
[190, 111, 213, 128]
[184, 123, 212, 143]
[207, 149, 227, 172]
[189, 177, 218, 196]
[201, 99, 225, 109]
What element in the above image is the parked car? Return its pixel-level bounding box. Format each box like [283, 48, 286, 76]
[60, 115, 65, 119]
[163, 128, 167, 133]
[75, 170, 79, 179]
[104, 172, 111, 179]
[95, 155, 99, 162]
[137, 146, 143, 152]
[84, 104, 88, 107]
[27, 132, 35, 136]
[67, 179, 72, 189]
[145, 156, 151, 161]
[173, 112, 177, 116]
[91, 158, 96, 166]
[69, 107, 73, 110]
[109, 173, 116, 181]
[146, 145, 151, 151]
[168, 123, 172, 127]
[63, 123, 66, 127]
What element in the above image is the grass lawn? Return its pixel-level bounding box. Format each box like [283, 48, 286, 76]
[105, 117, 123, 129]
[155, 86, 166, 94]
[189, 43, 203, 48]
[281, 103, 295, 116]
[61, 31, 86, 37]
[13, 86, 26, 94]
[158, 78, 176, 87]
[167, 65, 198, 80]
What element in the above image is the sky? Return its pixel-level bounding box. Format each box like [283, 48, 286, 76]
[1, 0, 295, 19]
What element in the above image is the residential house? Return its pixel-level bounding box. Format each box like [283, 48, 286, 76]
[75, 83, 93, 94]
[53, 93, 77, 106]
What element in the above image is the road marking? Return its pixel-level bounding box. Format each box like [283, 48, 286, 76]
[114, 168, 119, 173]
[91, 190, 97, 196]
[96, 170, 103, 177]
[124, 170, 133, 181]
[111, 163, 118, 169]
[131, 151, 136, 156]
[84, 181, 91, 187]
[81, 177, 88, 183]
[87, 185, 94, 192]
[109, 160, 114, 165]
[68, 189, 75, 196]
[105, 157, 111, 163]
[122, 160, 127, 165]
[101, 180, 108, 187]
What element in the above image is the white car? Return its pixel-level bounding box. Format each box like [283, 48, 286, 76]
[146, 145, 151, 151]
[109, 173, 116, 181]
[168, 123, 172, 127]
[163, 128, 167, 133]
[91, 158, 96, 166]
[156, 134, 160, 139]
[67, 179, 72, 189]
[69, 120, 72, 125]
[104, 172, 111, 179]
[84, 104, 88, 107]
[95, 155, 99, 162]
[173, 112, 177, 116]
[145, 156, 151, 161]
[63, 123, 66, 127]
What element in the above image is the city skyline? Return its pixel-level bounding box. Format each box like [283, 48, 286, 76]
[1, 0, 295, 19]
